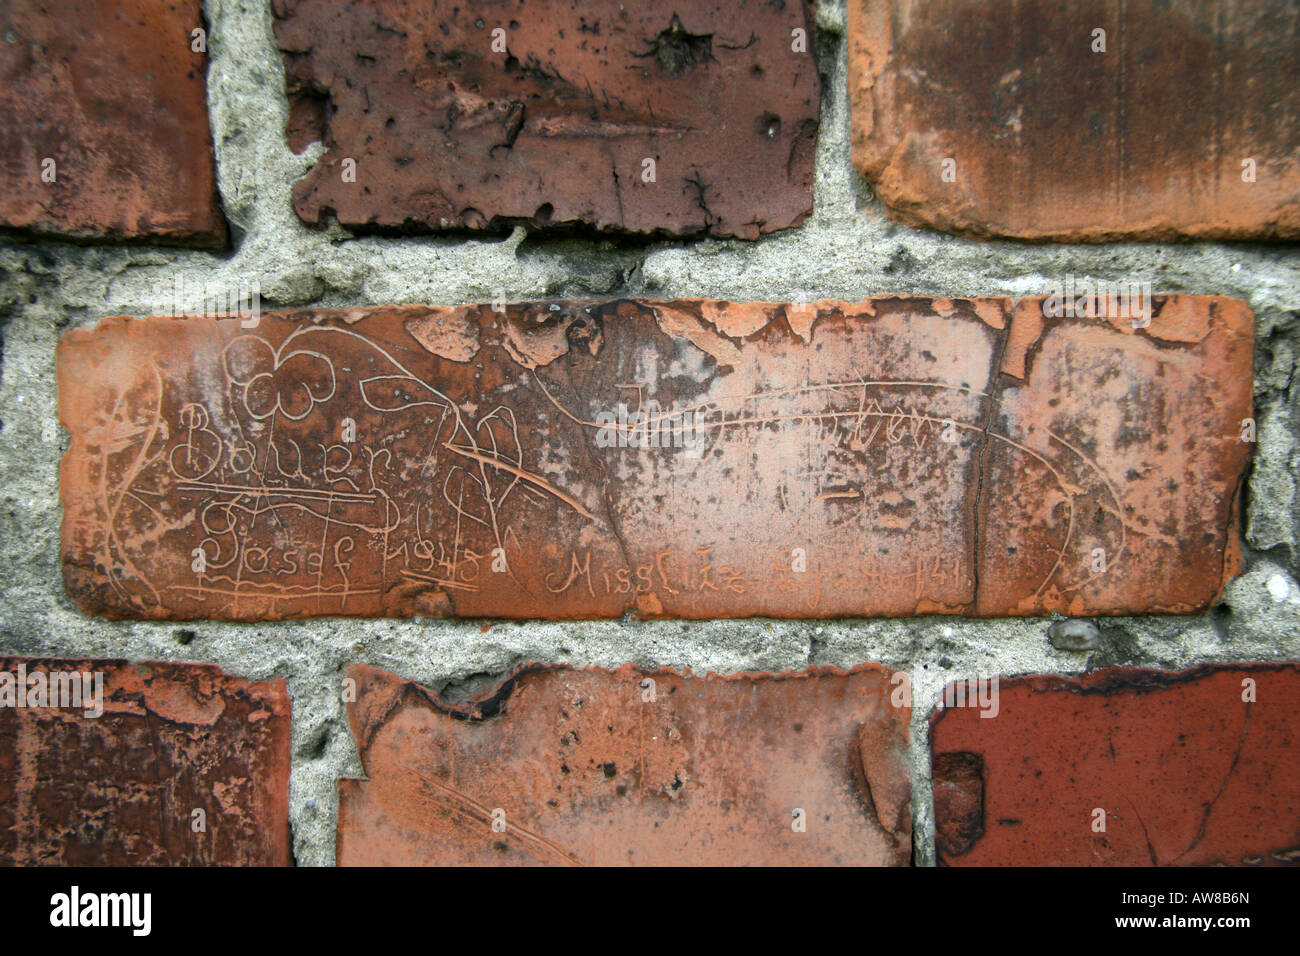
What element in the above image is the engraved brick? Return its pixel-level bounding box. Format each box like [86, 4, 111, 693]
[0, 0, 225, 246]
[977, 295, 1253, 616]
[0, 659, 291, 865]
[57, 296, 1250, 621]
[931, 665, 1300, 866]
[272, 0, 819, 239]
[336, 662, 912, 866]
[849, 0, 1300, 240]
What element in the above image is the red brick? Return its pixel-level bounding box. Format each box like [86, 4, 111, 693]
[931, 665, 1300, 866]
[272, 0, 819, 239]
[337, 662, 911, 866]
[0, 659, 291, 865]
[57, 297, 1250, 620]
[0, 0, 225, 246]
[849, 0, 1300, 240]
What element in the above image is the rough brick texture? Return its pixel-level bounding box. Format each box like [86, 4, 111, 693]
[57, 297, 1250, 621]
[337, 662, 911, 866]
[849, 0, 1300, 240]
[1, 0, 1297, 873]
[0, 0, 225, 246]
[272, 0, 820, 238]
[0, 659, 291, 865]
[931, 665, 1300, 866]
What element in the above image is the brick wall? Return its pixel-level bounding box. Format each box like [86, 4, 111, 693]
[0, 0, 1297, 867]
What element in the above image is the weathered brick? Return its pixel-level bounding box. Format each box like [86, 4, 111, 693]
[337, 662, 911, 866]
[931, 665, 1300, 866]
[977, 295, 1252, 616]
[849, 0, 1300, 240]
[57, 296, 1250, 621]
[0, 659, 291, 865]
[272, 0, 819, 239]
[0, 0, 225, 246]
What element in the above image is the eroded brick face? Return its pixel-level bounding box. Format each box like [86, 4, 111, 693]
[272, 0, 819, 239]
[57, 297, 1251, 620]
[336, 662, 911, 866]
[0, 0, 225, 246]
[0, 659, 291, 865]
[931, 665, 1300, 866]
[849, 0, 1300, 240]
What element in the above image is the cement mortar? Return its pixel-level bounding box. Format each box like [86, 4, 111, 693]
[0, 0, 1296, 866]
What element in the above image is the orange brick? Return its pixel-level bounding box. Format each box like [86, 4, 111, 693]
[337, 662, 912, 866]
[57, 297, 1250, 620]
[849, 0, 1300, 240]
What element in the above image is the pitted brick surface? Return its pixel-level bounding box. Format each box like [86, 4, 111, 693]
[272, 0, 820, 238]
[0, 658, 291, 865]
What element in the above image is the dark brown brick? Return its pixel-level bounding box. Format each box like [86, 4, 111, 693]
[0, 0, 225, 246]
[931, 665, 1300, 866]
[337, 662, 911, 866]
[932, 750, 984, 859]
[849, 0, 1300, 240]
[272, 0, 820, 239]
[57, 297, 1250, 621]
[0, 659, 291, 865]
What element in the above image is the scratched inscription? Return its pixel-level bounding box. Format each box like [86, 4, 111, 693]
[58, 297, 1252, 620]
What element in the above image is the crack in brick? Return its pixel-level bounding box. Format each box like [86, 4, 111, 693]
[57, 297, 1254, 621]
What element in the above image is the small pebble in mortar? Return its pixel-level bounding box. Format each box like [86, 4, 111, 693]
[1047, 619, 1102, 651]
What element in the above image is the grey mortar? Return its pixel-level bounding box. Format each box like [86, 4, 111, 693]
[0, 0, 1297, 866]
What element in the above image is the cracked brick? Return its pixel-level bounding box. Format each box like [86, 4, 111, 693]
[56, 296, 1251, 620]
